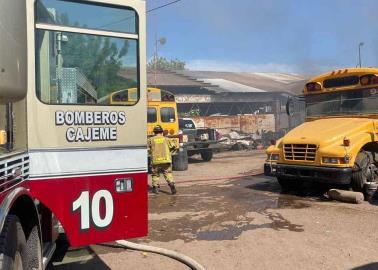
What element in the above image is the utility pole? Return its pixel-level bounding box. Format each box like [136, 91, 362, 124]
[358, 42, 364, 68]
[154, 34, 157, 86]
[153, 35, 166, 86]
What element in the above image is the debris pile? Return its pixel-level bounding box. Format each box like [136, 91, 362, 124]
[218, 130, 279, 151]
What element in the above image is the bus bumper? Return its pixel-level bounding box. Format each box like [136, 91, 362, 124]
[264, 163, 352, 184]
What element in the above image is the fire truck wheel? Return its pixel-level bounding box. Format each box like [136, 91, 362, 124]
[26, 226, 42, 270]
[0, 215, 27, 270]
[277, 177, 302, 191]
[352, 151, 376, 192]
[172, 149, 188, 171]
[200, 150, 213, 162]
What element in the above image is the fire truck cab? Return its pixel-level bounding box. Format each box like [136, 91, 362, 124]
[0, 0, 147, 268]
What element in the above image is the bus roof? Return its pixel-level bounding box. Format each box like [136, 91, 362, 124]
[308, 67, 378, 83]
[304, 67, 378, 95]
[147, 87, 175, 102]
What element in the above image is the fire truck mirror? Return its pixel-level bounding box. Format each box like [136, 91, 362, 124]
[115, 178, 134, 193]
[0, 0, 27, 103]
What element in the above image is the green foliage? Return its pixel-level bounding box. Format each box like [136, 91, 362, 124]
[148, 57, 186, 71]
[59, 13, 136, 98]
[182, 108, 200, 117]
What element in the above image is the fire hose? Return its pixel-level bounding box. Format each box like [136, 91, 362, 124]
[164, 170, 263, 185]
[116, 240, 206, 270]
[115, 172, 262, 270]
[116, 172, 264, 269]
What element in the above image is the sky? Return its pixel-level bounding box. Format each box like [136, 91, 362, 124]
[146, 0, 378, 75]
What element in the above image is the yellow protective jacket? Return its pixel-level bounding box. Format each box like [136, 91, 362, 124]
[148, 134, 177, 165]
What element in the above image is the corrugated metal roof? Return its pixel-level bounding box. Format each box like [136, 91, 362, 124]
[178, 70, 307, 94]
[119, 68, 211, 87]
[201, 79, 266, 93]
[120, 68, 307, 95]
[252, 73, 304, 84]
[147, 70, 210, 87]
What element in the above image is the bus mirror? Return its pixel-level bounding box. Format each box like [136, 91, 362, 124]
[286, 97, 295, 116]
[0, 0, 27, 103]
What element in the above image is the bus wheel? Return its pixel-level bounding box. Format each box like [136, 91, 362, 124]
[0, 215, 27, 270]
[26, 226, 42, 270]
[352, 151, 377, 192]
[200, 150, 213, 162]
[172, 149, 188, 171]
[277, 177, 302, 191]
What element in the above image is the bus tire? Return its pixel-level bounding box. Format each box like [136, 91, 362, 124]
[352, 151, 377, 192]
[200, 150, 213, 162]
[0, 215, 27, 270]
[277, 176, 302, 191]
[172, 149, 188, 171]
[26, 225, 42, 270]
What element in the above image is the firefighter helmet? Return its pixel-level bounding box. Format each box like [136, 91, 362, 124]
[153, 125, 164, 134]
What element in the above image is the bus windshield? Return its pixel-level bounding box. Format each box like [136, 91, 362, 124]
[306, 88, 378, 117]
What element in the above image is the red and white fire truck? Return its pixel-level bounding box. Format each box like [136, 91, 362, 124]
[0, 0, 147, 268]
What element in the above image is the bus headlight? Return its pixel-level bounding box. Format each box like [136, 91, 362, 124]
[322, 157, 339, 164]
[268, 154, 280, 161]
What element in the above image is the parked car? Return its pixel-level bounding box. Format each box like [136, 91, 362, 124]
[179, 118, 219, 161]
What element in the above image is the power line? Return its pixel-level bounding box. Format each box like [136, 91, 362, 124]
[147, 0, 184, 13]
[101, 0, 184, 28]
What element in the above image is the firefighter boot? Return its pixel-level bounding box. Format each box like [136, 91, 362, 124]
[168, 183, 177, 195]
[152, 186, 160, 194]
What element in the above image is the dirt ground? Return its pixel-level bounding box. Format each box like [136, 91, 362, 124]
[50, 151, 378, 270]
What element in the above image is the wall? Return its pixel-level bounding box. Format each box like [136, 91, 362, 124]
[191, 114, 275, 135]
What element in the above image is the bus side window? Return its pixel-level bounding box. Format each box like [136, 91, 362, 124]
[147, 107, 157, 123]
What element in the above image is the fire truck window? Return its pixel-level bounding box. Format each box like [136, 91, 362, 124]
[148, 108, 157, 123]
[161, 108, 176, 123]
[36, 0, 137, 34]
[35, 30, 138, 105]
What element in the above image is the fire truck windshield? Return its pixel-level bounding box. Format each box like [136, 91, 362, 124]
[36, 0, 137, 34]
[35, 0, 139, 105]
[306, 88, 378, 117]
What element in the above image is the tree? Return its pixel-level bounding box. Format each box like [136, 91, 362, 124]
[148, 57, 186, 71]
[58, 13, 136, 98]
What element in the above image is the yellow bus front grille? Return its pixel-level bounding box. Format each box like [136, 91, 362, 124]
[284, 144, 317, 162]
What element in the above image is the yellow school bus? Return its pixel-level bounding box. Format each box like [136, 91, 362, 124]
[105, 87, 187, 170]
[146, 88, 179, 136]
[103, 87, 179, 136]
[265, 68, 378, 192]
[98, 88, 138, 106]
[146, 88, 188, 171]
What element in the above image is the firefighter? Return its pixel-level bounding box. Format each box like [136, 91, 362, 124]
[148, 125, 178, 194]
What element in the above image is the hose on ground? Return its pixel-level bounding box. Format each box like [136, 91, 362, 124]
[159, 170, 263, 186]
[116, 240, 206, 270]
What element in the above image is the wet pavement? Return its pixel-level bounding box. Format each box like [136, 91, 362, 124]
[49, 151, 378, 270]
[144, 176, 309, 243]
